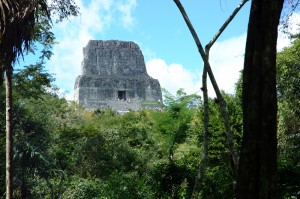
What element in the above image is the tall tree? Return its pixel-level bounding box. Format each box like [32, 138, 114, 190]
[236, 0, 284, 198]
[0, 1, 78, 198]
[0, 2, 42, 197]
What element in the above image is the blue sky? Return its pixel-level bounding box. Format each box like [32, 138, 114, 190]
[20, 0, 299, 99]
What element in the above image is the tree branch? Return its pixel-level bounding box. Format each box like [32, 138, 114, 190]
[173, 0, 224, 105]
[206, 0, 249, 50]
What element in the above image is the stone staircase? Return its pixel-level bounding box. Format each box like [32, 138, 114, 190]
[91, 100, 162, 114]
[107, 100, 142, 113]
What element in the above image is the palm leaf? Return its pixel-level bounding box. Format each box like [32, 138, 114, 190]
[0, 0, 51, 65]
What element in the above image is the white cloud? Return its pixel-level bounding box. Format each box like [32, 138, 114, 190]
[146, 59, 201, 96]
[57, 88, 74, 100]
[47, 0, 137, 100]
[145, 34, 247, 98]
[117, 0, 137, 28]
[208, 33, 247, 95]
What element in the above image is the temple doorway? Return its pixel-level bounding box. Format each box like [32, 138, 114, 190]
[118, 91, 126, 100]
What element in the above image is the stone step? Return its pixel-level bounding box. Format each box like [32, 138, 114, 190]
[107, 100, 142, 112]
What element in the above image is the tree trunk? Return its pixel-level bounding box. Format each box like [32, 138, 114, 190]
[5, 65, 13, 199]
[236, 0, 284, 198]
[190, 53, 209, 199]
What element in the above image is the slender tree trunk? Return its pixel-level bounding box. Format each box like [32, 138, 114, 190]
[190, 53, 209, 199]
[236, 0, 284, 198]
[5, 65, 13, 199]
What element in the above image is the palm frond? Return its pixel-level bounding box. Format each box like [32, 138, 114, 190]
[0, 0, 51, 65]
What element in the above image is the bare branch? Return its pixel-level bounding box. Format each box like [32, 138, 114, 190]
[206, 0, 249, 50]
[173, 0, 224, 103]
[173, 0, 207, 61]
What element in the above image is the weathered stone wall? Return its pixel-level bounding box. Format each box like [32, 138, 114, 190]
[81, 40, 148, 77]
[74, 40, 162, 111]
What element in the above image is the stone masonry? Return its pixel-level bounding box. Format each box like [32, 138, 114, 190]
[74, 40, 163, 112]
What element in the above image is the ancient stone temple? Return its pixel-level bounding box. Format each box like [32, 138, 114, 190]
[74, 40, 163, 112]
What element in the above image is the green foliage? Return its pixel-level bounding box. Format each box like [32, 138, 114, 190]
[201, 163, 233, 198]
[152, 162, 195, 198]
[100, 172, 154, 199]
[160, 89, 201, 158]
[0, 80, 247, 198]
[276, 37, 300, 198]
[62, 177, 103, 199]
[13, 64, 55, 99]
[5, 74, 298, 199]
[277, 38, 300, 112]
[197, 93, 242, 198]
